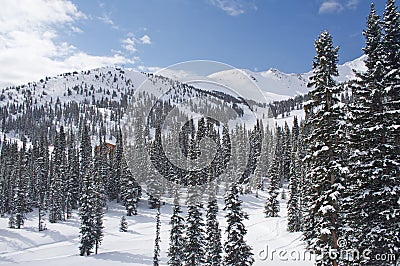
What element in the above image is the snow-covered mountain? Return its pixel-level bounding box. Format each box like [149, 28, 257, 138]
[205, 55, 366, 101]
[146, 56, 365, 103]
[0, 56, 366, 108]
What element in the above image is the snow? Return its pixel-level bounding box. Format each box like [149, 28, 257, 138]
[0, 190, 314, 265]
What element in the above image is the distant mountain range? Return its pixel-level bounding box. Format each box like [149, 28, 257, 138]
[0, 56, 366, 108]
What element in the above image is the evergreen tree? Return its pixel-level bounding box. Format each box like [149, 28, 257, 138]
[304, 31, 345, 266]
[184, 202, 205, 265]
[14, 144, 28, 229]
[49, 128, 66, 223]
[287, 116, 301, 232]
[121, 158, 139, 216]
[8, 213, 15, 229]
[345, 2, 400, 263]
[79, 160, 95, 256]
[119, 216, 128, 232]
[282, 122, 291, 182]
[264, 126, 281, 218]
[93, 152, 104, 255]
[223, 185, 254, 266]
[80, 124, 92, 198]
[253, 126, 270, 197]
[205, 196, 222, 266]
[111, 129, 123, 202]
[168, 191, 185, 266]
[153, 205, 161, 266]
[37, 134, 48, 231]
[380, 1, 400, 260]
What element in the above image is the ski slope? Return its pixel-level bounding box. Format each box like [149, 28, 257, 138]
[0, 190, 313, 265]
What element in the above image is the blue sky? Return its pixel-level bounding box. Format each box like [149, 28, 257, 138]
[0, 0, 390, 87]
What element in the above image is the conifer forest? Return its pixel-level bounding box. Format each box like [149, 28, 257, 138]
[0, 1, 399, 265]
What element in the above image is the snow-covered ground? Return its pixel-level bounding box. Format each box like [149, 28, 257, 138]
[0, 190, 313, 265]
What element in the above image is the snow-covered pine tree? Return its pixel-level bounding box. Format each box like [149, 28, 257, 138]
[153, 204, 161, 266]
[253, 125, 270, 198]
[345, 2, 400, 263]
[65, 132, 77, 219]
[93, 148, 104, 255]
[37, 134, 48, 231]
[79, 160, 95, 256]
[80, 124, 92, 199]
[79, 126, 95, 256]
[282, 122, 291, 182]
[264, 126, 281, 218]
[120, 216, 128, 232]
[184, 201, 206, 265]
[204, 195, 222, 266]
[223, 184, 254, 266]
[14, 143, 27, 229]
[182, 123, 206, 265]
[110, 128, 123, 202]
[303, 30, 345, 266]
[380, 1, 400, 260]
[121, 157, 138, 216]
[167, 191, 185, 266]
[8, 213, 15, 229]
[344, 3, 385, 264]
[49, 131, 65, 223]
[0, 179, 5, 217]
[287, 116, 301, 232]
[147, 126, 164, 209]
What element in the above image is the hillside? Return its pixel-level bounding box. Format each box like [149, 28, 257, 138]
[0, 190, 313, 266]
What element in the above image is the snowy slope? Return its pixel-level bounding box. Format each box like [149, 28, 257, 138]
[0, 66, 146, 107]
[207, 55, 366, 100]
[0, 56, 366, 108]
[150, 56, 365, 103]
[0, 190, 313, 266]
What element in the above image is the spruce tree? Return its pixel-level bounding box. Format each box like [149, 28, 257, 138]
[204, 196, 222, 266]
[37, 134, 48, 231]
[184, 131, 206, 266]
[168, 191, 185, 266]
[8, 214, 15, 229]
[380, 1, 400, 260]
[79, 161, 95, 256]
[49, 129, 66, 223]
[184, 201, 205, 265]
[223, 185, 254, 266]
[80, 124, 92, 199]
[304, 31, 344, 266]
[153, 204, 161, 266]
[14, 146, 27, 229]
[287, 117, 301, 232]
[120, 216, 128, 232]
[121, 158, 139, 216]
[345, 2, 400, 264]
[93, 152, 104, 255]
[282, 122, 291, 182]
[264, 126, 281, 218]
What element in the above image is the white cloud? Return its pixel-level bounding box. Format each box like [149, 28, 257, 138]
[319, 1, 344, 14]
[137, 65, 162, 73]
[318, 0, 360, 14]
[71, 26, 83, 34]
[346, 0, 359, 9]
[209, 0, 256, 16]
[98, 14, 114, 26]
[121, 34, 152, 54]
[121, 37, 137, 53]
[140, 35, 152, 45]
[0, 0, 132, 87]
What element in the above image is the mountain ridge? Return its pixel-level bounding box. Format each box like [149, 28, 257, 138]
[1, 56, 366, 106]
